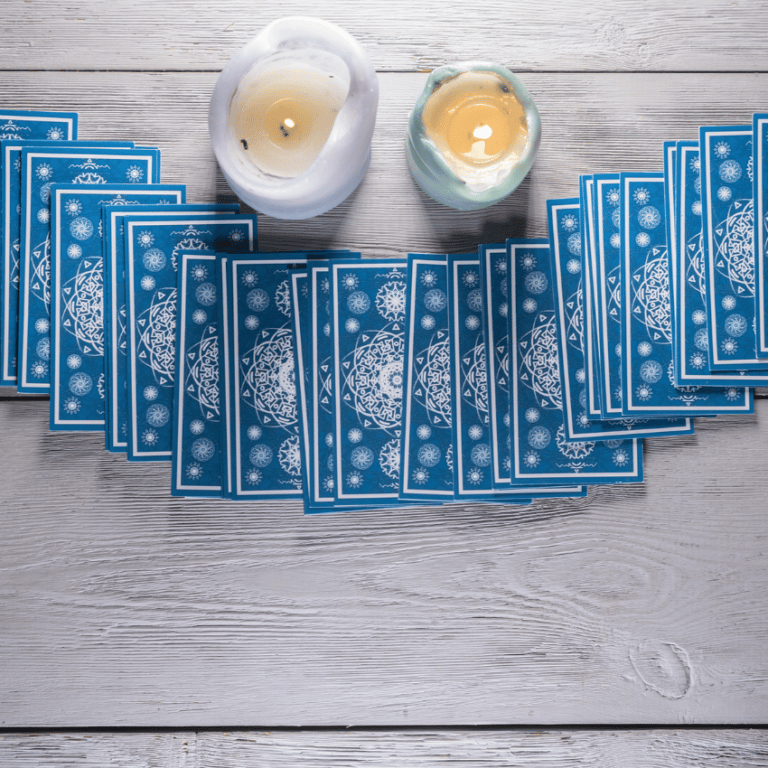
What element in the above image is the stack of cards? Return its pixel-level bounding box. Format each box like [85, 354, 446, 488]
[0, 107, 761, 513]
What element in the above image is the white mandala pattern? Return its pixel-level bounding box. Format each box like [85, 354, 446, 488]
[686, 232, 706, 299]
[279, 435, 302, 477]
[379, 439, 400, 480]
[417, 443, 441, 467]
[555, 425, 594, 460]
[30, 236, 51, 309]
[519, 311, 562, 410]
[414, 336, 451, 427]
[632, 247, 671, 344]
[375, 281, 406, 322]
[240, 327, 297, 429]
[424, 288, 447, 312]
[62, 258, 103, 355]
[186, 324, 219, 420]
[137, 288, 176, 385]
[565, 285, 583, 352]
[342, 329, 404, 432]
[462, 340, 488, 422]
[714, 199, 754, 297]
[275, 280, 292, 317]
[191, 437, 215, 462]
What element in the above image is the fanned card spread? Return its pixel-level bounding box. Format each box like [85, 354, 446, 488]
[0, 106, 761, 511]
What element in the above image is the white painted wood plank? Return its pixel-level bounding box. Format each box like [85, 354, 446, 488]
[2, 0, 768, 72]
[2, 730, 768, 767]
[1, 398, 767, 726]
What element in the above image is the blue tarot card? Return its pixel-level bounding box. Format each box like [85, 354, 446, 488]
[17, 145, 158, 393]
[754, 114, 768, 354]
[1, 112, 78, 383]
[620, 173, 736, 417]
[218, 255, 233, 498]
[674, 141, 764, 392]
[700, 125, 768, 371]
[301, 256, 362, 510]
[450, 252, 537, 504]
[331, 259, 409, 506]
[579, 175, 604, 419]
[125, 213, 257, 461]
[3, 140, 128, 386]
[550, 199, 705, 437]
[479, 244, 516, 490]
[49, 185, 184, 431]
[103, 204, 239, 453]
[289, 269, 311, 508]
[400, 253, 455, 502]
[225, 254, 306, 500]
[171, 253, 222, 497]
[508, 238, 643, 485]
[664, 142, 682, 368]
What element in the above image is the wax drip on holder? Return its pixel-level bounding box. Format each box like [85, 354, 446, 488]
[209, 17, 379, 220]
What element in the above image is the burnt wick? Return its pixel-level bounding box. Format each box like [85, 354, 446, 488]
[240, 138, 248, 150]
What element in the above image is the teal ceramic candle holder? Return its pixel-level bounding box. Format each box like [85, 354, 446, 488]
[406, 62, 541, 211]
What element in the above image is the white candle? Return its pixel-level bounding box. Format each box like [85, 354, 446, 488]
[229, 60, 348, 178]
[209, 18, 379, 220]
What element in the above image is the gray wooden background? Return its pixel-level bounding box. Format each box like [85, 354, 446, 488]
[2, 0, 768, 764]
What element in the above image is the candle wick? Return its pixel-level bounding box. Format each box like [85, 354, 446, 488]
[240, 138, 248, 150]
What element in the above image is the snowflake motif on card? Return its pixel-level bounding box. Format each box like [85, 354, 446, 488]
[719, 159, 741, 184]
[717, 186, 733, 202]
[192, 309, 206, 324]
[612, 207, 621, 229]
[67, 354, 82, 370]
[36, 337, 50, 361]
[560, 212, 579, 233]
[467, 289, 483, 313]
[249, 444, 273, 467]
[341, 273, 359, 291]
[462, 339, 489, 423]
[637, 341, 652, 357]
[416, 424, 432, 440]
[636, 232, 651, 248]
[724, 387, 742, 402]
[70, 217, 93, 241]
[462, 270, 479, 288]
[228, 228, 244, 244]
[524, 271, 548, 295]
[635, 383, 653, 401]
[566, 232, 581, 257]
[692, 199, 703, 216]
[30, 360, 48, 378]
[137, 288, 176, 386]
[64, 199, 82, 217]
[247, 425, 262, 440]
[247, 288, 269, 312]
[714, 199, 754, 296]
[495, 257, 507, 275]
[606, 187, 621, 206]
[414, 336, 451, 427]
[690, 155, 701, 172]
[419, 269, 438, 288]
[555, 425, 594, 461]
[564, 285, 583, 352]
[36, 208, 50, 224]
[240, 327, 297, 429]
[189, 265, 208, 282]
[244, 468, 263, 486]
[350, 445, 375, 470]
[137, 231, 154, 248]
[379, 439, 400, 480]
[692, 310, 707, 325]
[347, 291, 370, 315]
[194, 281, 216, 307]
[468, 424, 483, 440]
[275, 280, 291, 317]
[186, 325, 219, 421]
[412, 467, 429, 485]
[685, 232, 706, 299]
[35, 163, 53, 181]
[126, 166, 144, 182]
[279, 435, 302, 478]
[241, 270, 258, 288]
[522, 298, 537, 313]
[141, 276, 156, 291]
[721, 295, 737, 311]
[566, 259, 581, 275]
[522, 450, 540, 469]
[639, 359, 663, 383]
[69, 371, 92, 396]
[714, 140, 731, 158]
[519, 311, 562, 410]
[63, 396, 80, 414]
[693, 327, 709, 351]
[346, 471, 364, 489]
[342, 329, 404, 433]
[142, 248, 166, 273]
[465, 467, 484, 485]
[144, 385, 158, 401]
[637, 206, 661, 230]
[470, 443, 492, 467]
[527, 425, 551, 449]
[185, 463, 204, 481]
[190, 437, 215, 462]
[345, 318, 360, 333]
[375, 280, 406, 322]
[465, 315, 480, 330]
[612, 448, 631, 467]
[724, 313, 748, 337]
[190, 420, 205, 435]
[633, 188, 650, 205]
[720, 337, 738, 355]
[62, 258, 103, 356]
[45, 126, 65, 140]
[424, 288, 447, 312]
[348, 428, 363, 443]
[519, 252, 537, 270]
[417, 443, 441, 467]
[689, 350, 707, 369]
[146, 403, 170, 427]
[632, 247, 671, 344]
[142, 428, 160, 446]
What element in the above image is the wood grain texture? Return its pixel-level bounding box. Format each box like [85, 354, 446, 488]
[2, 730, 768, 767]
[3, 0, 768, 72]
[1, 398, 767, 726]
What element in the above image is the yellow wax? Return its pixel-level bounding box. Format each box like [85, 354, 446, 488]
[421, 71, 529, 190]
[229, 61, 348, 178]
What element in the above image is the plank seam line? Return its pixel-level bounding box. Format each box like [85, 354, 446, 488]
[1, 69, 768, 75]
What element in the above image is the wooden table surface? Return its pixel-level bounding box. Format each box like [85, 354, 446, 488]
[2, 0, 768, 764]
